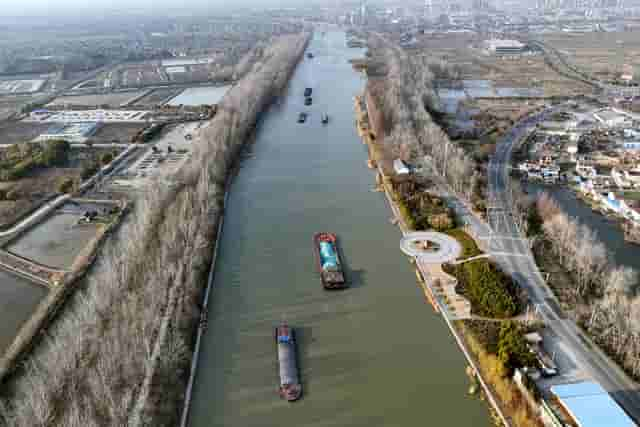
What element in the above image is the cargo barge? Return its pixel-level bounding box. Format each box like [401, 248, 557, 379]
[313, 232, 347, 289]
[275, 324, 302, 401]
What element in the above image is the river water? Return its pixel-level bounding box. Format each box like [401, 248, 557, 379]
[0, 271, 46, 353]
[188, 31, 490, 427]
[529, 185, 640, 270]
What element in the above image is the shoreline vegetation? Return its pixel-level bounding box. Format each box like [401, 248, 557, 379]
[0, 32, 310, 426]
[527, 192, 640, 382]
[358, 34, 545, 426]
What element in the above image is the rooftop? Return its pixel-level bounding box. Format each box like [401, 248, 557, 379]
[484, 39, 525, 49]
[551, 381, 635, 427]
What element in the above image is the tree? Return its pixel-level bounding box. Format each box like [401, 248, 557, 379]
[497, 322, 536, 373]
[5, 187, 20, 200]
[57, 177, 75, 194]
[41, 139, 70, 167]
[100, 152, 114, 165]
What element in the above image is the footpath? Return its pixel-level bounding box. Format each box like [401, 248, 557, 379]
[354, 94, 511, 427]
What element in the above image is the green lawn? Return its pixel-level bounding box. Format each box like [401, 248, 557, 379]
[445, 228, 482, 260]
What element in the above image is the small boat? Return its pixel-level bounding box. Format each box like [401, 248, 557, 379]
[298, 112, 307, 123]
[313, 232, 347, 289]
[304, 87, 312, 97]
[275, 325, 302, 401]
[321, 114, 329, 124]
[304, 97, 313, 106]
[307, 52, 314, 59]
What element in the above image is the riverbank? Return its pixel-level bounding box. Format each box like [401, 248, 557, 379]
[186, 30, 492, 427]
[529, 193, 640, 384]
[354, 96, 511, 426]
[0, 32, 311, 426]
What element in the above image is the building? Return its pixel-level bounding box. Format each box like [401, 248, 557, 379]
[35, 122, 100, 143]
[483, 39, 527, 55]
[551, 381, 635, 427]
[394, 159, 410, 175]
[594, 109, 627, 127]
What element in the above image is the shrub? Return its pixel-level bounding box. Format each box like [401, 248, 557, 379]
[57, 177, 75, 194]
[80, 161, 100, 181]
[100, 152, 114, 165]
[497, 322, 537, 373]
[5, 187, 20, 200]
[41, 139, 71, 167]
[444, 259, 519, 318]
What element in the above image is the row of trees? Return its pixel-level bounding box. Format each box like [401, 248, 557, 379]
[1, 33, 310, 427]
[533, 193, 640, 379]
[366, 35, 479, 202]
[0, 140, 71, 181]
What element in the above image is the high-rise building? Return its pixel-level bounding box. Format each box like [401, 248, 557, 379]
[360, 0, 367, 25]
[424, 0, 434, 21]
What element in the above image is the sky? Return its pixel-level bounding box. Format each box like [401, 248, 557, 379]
[0, 0, 237, 17]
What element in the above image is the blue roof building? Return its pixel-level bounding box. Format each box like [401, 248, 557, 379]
[551, 381, 635, 427]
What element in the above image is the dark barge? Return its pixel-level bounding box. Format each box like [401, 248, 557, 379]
[275, 324, 302, 401]
[313, 232, 347, 289]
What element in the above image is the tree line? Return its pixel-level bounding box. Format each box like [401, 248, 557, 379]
[0, 32, 310, 427]
[366, 35, 480, 202]
[532, 192, 640, 379]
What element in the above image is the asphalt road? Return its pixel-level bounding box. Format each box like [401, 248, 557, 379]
[484, 110, 640, 423]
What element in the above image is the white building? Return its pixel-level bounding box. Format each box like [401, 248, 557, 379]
[394, 159, 410, 175]
[594, 109, 627, 127]
[483, 39, 527, 55]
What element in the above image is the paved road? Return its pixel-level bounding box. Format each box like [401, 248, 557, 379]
[529, 39, 640, 98]
[485, 110, 640, 422]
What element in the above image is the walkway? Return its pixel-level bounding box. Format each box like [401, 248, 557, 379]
[399, 231, 461, 263]
[0, 195, 70, 242]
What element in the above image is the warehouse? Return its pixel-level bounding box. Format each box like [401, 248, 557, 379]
[484, 39, 527, 55]
[35, 122, 100, 143]
[550, 381, 635, 427]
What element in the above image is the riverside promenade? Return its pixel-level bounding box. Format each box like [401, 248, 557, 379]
[354, 93, 511, 427]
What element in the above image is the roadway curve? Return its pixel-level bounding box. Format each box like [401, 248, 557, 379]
[488, 109, 640, 422]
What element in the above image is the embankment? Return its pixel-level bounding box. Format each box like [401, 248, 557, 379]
[1, 32, 311, 427]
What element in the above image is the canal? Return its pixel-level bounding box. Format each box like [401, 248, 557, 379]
[188, 30, 491, 427]
[0, 271, 46, 353]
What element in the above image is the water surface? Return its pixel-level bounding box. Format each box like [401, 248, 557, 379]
[188, 30, 491, 427]
[7, 213, 98, 269]
[0, 270, 47, 353]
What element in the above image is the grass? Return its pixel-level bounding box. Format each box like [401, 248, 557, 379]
[444, 228, 482, 260]
[620, 191, 640, 201]
[456, 320, 544, 427]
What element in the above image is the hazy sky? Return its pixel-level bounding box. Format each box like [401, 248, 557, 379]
[0, 0, 235, 17]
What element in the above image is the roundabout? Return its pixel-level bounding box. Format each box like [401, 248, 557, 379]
[399, 232, 462, 264]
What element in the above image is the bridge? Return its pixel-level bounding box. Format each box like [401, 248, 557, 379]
[0, 250, 68, 289]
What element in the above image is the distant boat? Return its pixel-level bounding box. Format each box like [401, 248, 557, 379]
[307, 52, 314, 59]
[321, 114, 329, 124]
[298, 112, 308, 123]
[313, 232, 347, 289]
[275, 324, 302, 401]
[304, 87, 313, 97]
[304, 97, 313, 106]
